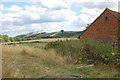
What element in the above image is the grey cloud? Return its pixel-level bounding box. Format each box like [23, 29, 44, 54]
[1, 10, 68, 27]
[70, 1, 116, 10]
[73, 17, 86, 27]
[83, 2, 116, 9]
[32, 1, 68, 10]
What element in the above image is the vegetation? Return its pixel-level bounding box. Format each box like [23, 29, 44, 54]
[45, 39, 120, 73]
[0, 31, 83, 43]
[16, 31, 83, 39]
[2, 38, 120, 78]
[2, 45, 69, 78]
[12, 42, 48, 48]
[2, 44, 119, 78]
[0, 35, 34, 43]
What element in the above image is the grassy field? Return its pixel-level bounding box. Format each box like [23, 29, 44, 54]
[2, 39, 120, 78]
[11, 42, 48, 48]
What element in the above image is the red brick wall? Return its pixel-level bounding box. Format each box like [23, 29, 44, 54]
[80, 9, 119, 42]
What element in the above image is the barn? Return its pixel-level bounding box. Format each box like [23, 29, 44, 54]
[78, 8, 120, 43]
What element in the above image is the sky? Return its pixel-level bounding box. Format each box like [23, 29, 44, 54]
[0, 0, 119, 37]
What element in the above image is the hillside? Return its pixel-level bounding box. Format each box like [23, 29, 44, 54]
[15, 31, 83, 39]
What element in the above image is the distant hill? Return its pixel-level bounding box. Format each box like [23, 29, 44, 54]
[15, 31, 83, 39]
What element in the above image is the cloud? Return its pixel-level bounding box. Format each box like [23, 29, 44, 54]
[0, 5, 4, 19]
[1, 5, 76, 27]
[9, 5, 22, 12]
[72, 7, 102, 29]
[80, 8, 101, 16]
[31, 0, 68, 10]
[1, 0, 119, 36]
[30, 0, 117, 11]
[25, 5, 47, 12]
[0, 5, 4, 11]
[71, 1, 117, 9]
[0, 11, 3, 19]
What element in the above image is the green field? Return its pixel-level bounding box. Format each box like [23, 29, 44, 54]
[15, 42, 48, 47]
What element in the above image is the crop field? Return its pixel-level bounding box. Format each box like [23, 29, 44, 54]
[3, 38, 77, 45]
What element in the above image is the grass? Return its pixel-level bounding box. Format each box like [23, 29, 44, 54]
[2, 45, 70, 78]
[45, 39, 120, 75]
[13, 42, 48, 48]
[45, 39, 118, 65]
[2, 39, 120, 78]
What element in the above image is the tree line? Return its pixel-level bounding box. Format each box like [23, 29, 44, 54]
[0, 35, 36, 43]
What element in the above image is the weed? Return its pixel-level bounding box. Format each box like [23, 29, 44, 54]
[45, 39, 119, 69]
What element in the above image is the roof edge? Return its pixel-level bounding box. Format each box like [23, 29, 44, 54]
[78, 8, 108, 38]
[78, 8, 120, 38]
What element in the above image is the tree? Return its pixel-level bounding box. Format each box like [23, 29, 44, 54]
[2, 35, 9, 42]
[86, 24, 91, 29]
[9, 37, 15, 42]
[61, 30, 64, 32]
[14, 37, 21, 41]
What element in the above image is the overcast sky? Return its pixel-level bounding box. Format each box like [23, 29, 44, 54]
[0, 0, 119, 37]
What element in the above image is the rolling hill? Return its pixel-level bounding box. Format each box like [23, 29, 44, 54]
[15, 31, 83, 39]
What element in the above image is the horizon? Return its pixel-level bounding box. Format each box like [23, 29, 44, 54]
[11, 30, 83, 37]
[0, 0, 119, 37]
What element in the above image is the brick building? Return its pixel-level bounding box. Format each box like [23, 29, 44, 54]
[78, 8, 120, 43]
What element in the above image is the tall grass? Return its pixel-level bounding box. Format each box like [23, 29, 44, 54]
[2, 42, 119, 78]
[2, 45, 68, 63]
[2, 45, 70, 78]
[2, 63, 20, 78]
[45, 39, 120, 71]
[0, 45, 2, 78]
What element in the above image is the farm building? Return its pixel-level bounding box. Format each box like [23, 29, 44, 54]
[78, 8, 120, 43]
